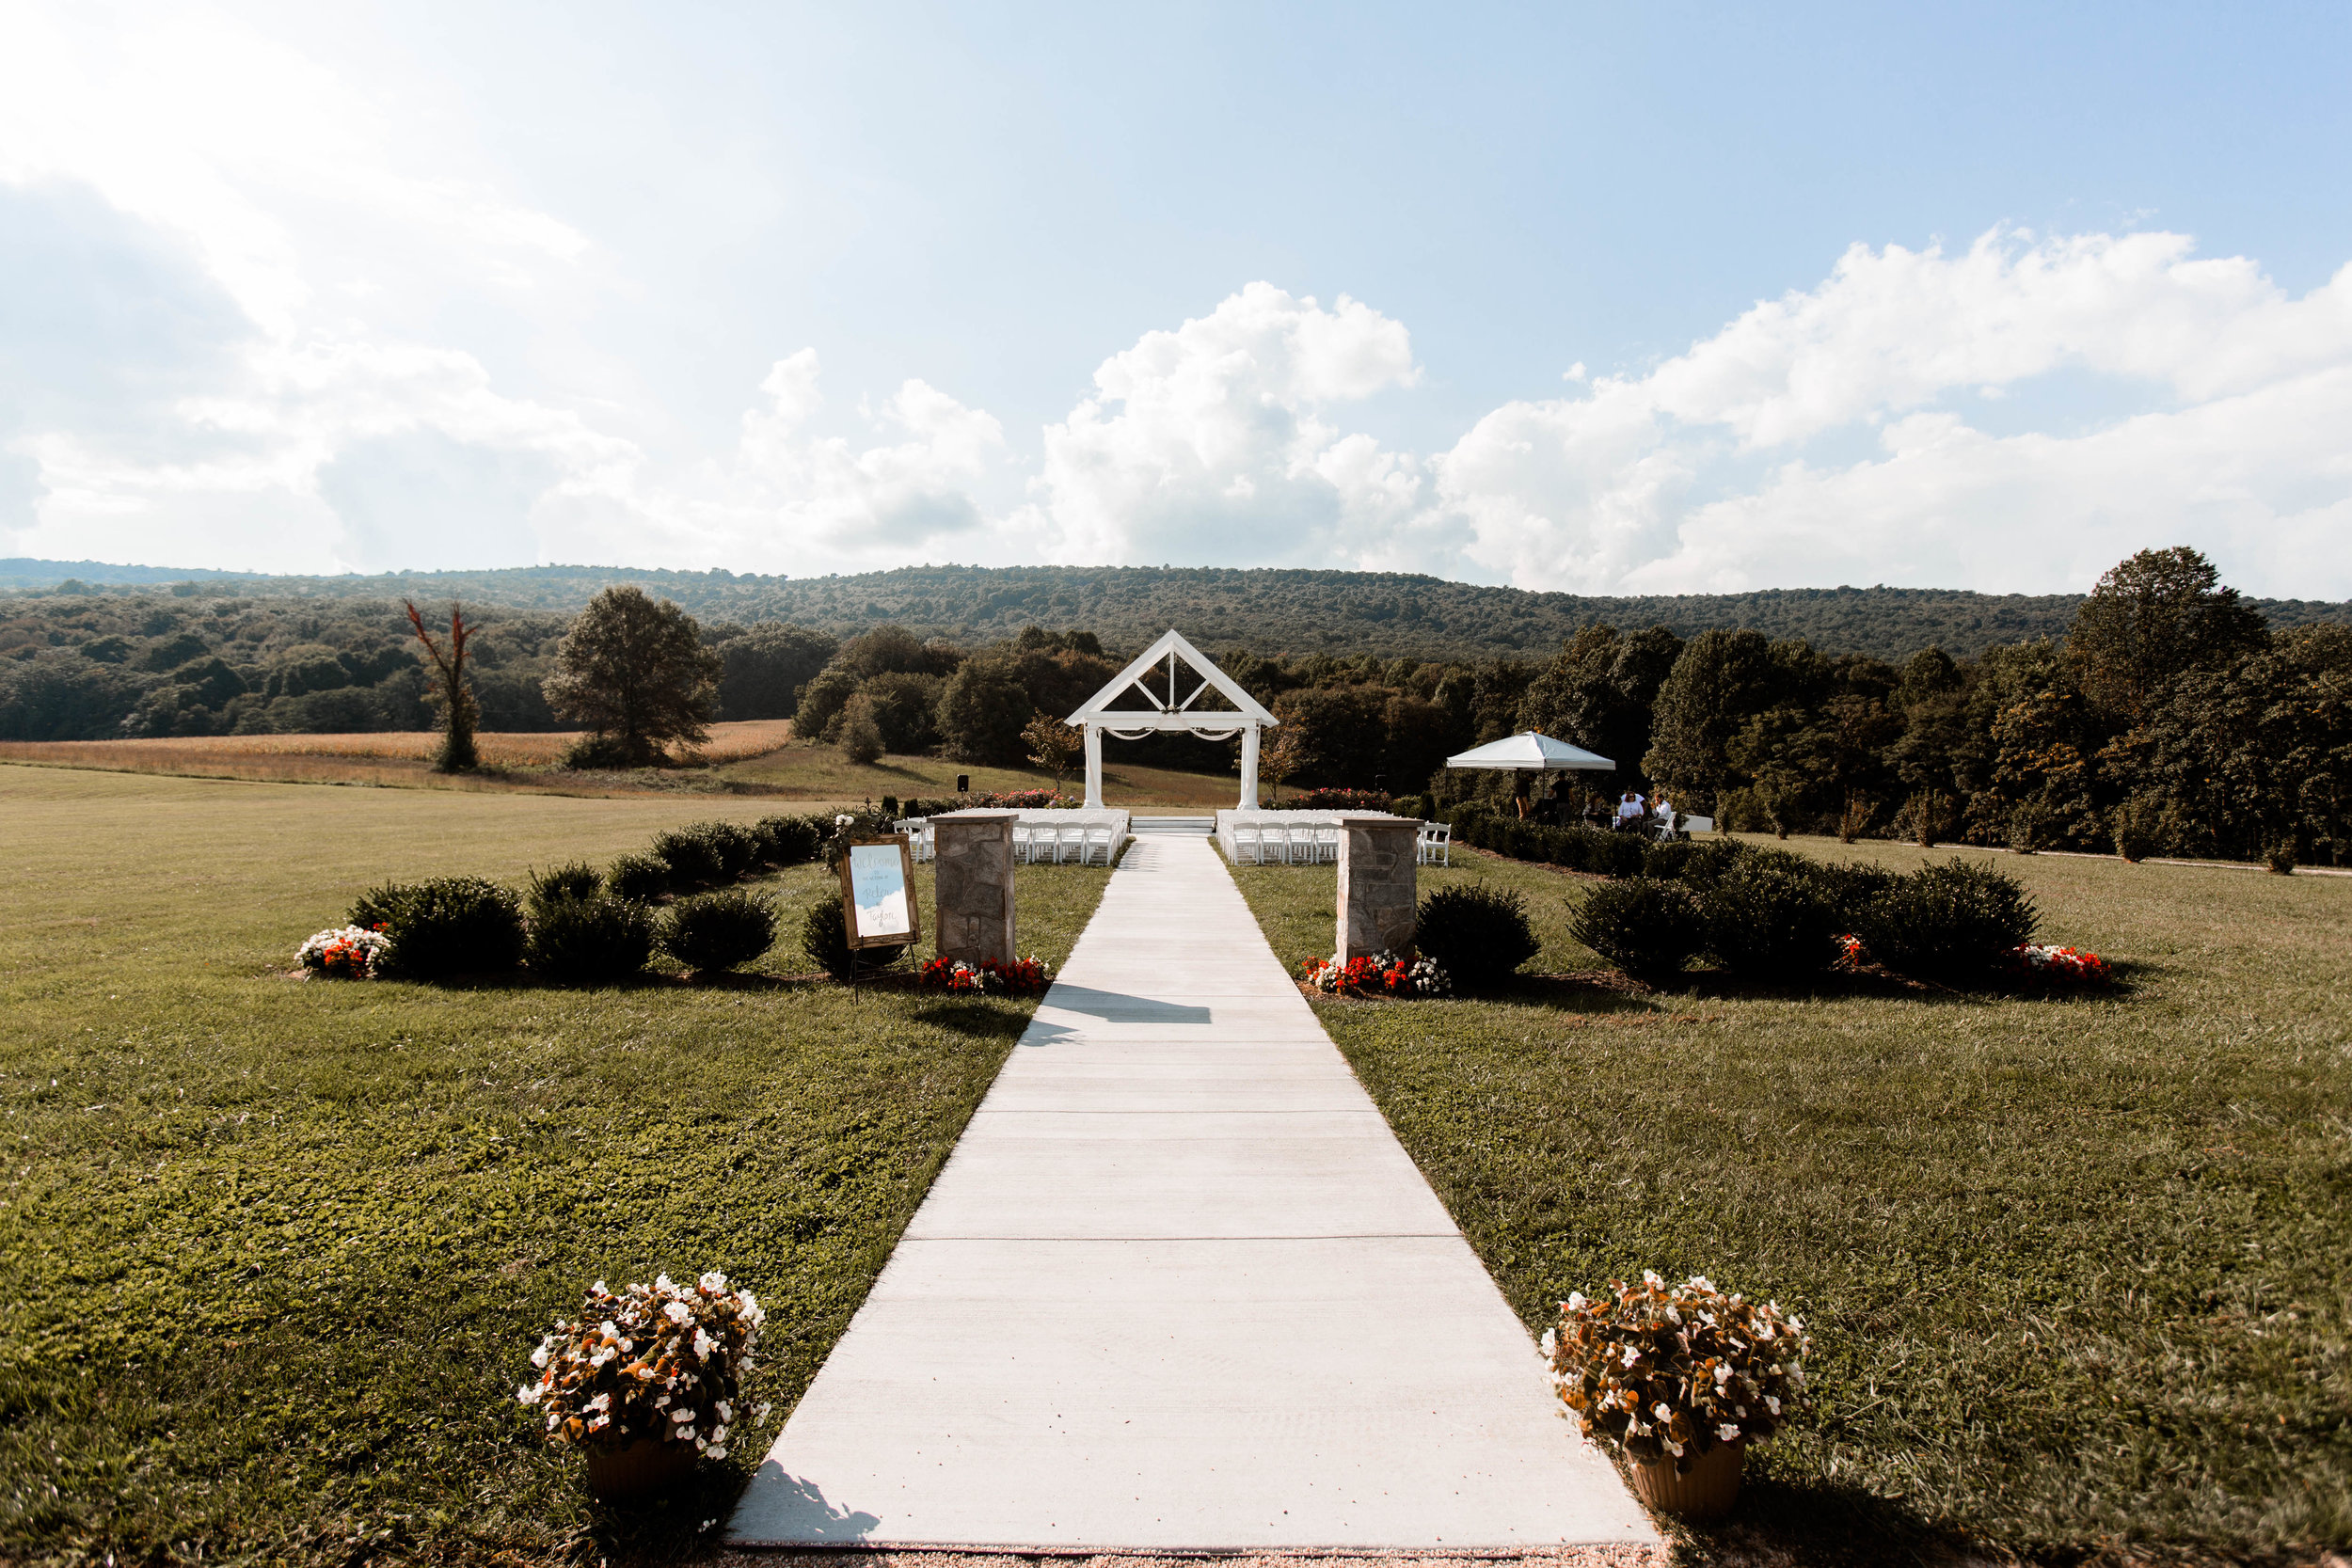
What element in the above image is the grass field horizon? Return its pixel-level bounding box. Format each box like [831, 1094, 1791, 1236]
[0, 725, 1249, 808]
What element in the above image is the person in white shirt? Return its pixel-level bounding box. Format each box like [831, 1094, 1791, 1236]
[1616, 791, 1645, 830]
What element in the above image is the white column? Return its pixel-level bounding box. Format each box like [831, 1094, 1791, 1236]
[1083, 724, 1104, 808]
[1238, 724, 1260, 810]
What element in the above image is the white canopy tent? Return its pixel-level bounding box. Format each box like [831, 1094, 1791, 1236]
[1444, 732, 1615, 771]
[1064, 629, 1279, 809]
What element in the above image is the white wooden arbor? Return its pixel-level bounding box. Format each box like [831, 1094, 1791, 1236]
[1065, 629, 1279, 809]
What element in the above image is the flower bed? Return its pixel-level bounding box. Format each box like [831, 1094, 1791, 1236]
[1300, 949, 1451, 997]
[914, 955, 1053, 995]
[2006, 942, 2112, 986]
[296, 925, 391, 979]
[1544, 1272, 1810, 1467]
[517, 1272, 765, 1463]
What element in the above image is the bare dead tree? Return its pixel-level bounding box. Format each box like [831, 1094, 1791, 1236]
[405, 600, 481, 772]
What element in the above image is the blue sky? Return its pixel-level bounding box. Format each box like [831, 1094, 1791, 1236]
[3, 1, 2348, 595]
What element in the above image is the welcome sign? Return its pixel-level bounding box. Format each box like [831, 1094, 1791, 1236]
[842, 839, 919, 948]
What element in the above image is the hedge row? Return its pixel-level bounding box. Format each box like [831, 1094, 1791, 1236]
[1569, 848, 2041, 986]
[345, 808, 899, 985]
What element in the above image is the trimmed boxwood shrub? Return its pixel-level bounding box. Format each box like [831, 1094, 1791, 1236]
[349, 877, 525, 980]
[1572, 877, 1704, 983]
[1859, 859, 2039, 981]
[607, 853, 671, 904]
[699, 821, 763, 881]
[800, 891, 907, 979]
[755, 815, 821, 866]
[1415, 881, 1540, 990]
[649, 828, 725, 891]
[525, 893, 654, 983]
[528, 862, 602, 907]
[661, 889, 778, 974]
[1698, 853, 1843, 977]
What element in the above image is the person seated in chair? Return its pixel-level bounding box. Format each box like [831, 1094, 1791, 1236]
[1615, 790, 1646, 832]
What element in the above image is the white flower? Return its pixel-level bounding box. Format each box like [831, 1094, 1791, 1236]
[1565, 1291, 1587, 1312]
[707, 1446, 728, 1461]
[664, 1301, 692, 1325]
[1620, 1345, 1640, 1368]
[530, 1345, 549, 1369]
[598, 1320, 620, 1339]
[700, 1271, 728, 1293]
[591, 1280, 608, 1295]
[1788, 1367, 1806, 1390]
[655, 1274, 676, 1293]
[1642, 1270, 1664, 1288]
[1652, 1402, 1673, 1423]
[586, 1392, 611, 1413]
[1686, 1275, 1716, 1292]
[1717, 1422, 1740, 1442]
[1539, 1328, 1557, 1357]
[1765, 1395, 1781, 1416]
[678, 1425, 695, 1441]
[716, 1400, 734, 1421]
[692, 1327, 716, 1359]
[834, 814, 853, 826]
[516, 1383, 541, 1405]
[1664, 1439, 1684, 1458]
[755, 1402, 773, 1421]
[1713, 1364, 1731, 1386]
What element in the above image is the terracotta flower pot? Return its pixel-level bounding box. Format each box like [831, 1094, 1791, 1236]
[1628, 1438, 1743, 1520]
[584, 1437, 696, 1499]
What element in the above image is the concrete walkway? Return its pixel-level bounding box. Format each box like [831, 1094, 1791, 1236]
[729, 836, 1657, 1553]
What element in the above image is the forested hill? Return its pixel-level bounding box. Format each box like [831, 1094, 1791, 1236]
[6, 558, 2347, 662]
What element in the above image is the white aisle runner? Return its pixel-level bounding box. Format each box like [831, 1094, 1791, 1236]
[728, 836, 1656, 1551]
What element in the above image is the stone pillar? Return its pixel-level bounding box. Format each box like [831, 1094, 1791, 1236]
[933, 811, 1018, 966]
[1083, 725, 1104, 808]
[1335, 816, 1421, 959]
[1238, 725, 1260, 809]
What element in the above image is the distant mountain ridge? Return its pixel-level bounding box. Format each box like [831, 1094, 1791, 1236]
[6, 557, 2346, 662]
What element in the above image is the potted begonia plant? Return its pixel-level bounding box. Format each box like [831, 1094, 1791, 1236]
[1544, 1272, 1810, 1520]
[518, 1271, 765, 1498]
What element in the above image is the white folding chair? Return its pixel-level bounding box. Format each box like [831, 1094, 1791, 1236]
[918, 821, 936, 863]
[1009, 822, 1032, 863]
[1422, 821, 1451, 866]
[1052, 823, 1078, 864]
[1232, 823, 1263, 864]
[1314, 824, 1341, 864]
[1281, 825, 1310, 864]
[1084, 824, 1114, 865]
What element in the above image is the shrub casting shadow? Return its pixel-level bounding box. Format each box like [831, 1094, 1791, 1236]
[910, 1001, 1031, 1040]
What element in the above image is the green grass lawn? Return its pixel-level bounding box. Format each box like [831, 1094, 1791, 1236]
[1232, 837, 2352, 1564]
[0, 766, 1109, 1566]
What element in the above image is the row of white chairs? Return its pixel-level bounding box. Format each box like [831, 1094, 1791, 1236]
[892, 817, 936, 863]
[1229, 820, 1454, 866]
[1230, 823, 1342, 864]
[1016, 821, 1118, 865]
[895, 816, 1119, 866]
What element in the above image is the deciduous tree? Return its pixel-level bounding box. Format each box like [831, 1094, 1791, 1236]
[541, 587, 721, 767]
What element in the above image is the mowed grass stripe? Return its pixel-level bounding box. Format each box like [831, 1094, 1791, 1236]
[1231, 839, 2352, 1561]
[0, 766, 1108, 1565]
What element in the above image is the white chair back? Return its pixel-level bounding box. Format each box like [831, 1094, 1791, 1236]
[1232, 823, 1263, 864]
[1084, 824, 1114, 865]
[1313, 825, 1341, 863]
[1009, 822, 1032, 863]
[1057, 823, 1085, 863]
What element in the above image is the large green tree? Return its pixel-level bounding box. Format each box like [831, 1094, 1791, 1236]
[540, 586, 722, 766]
[1642, 627, 1776, 803]
[2069, 546, 2269, 721]
[937, 657, 1037, 766]
[1517, 623, 1683, 792]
